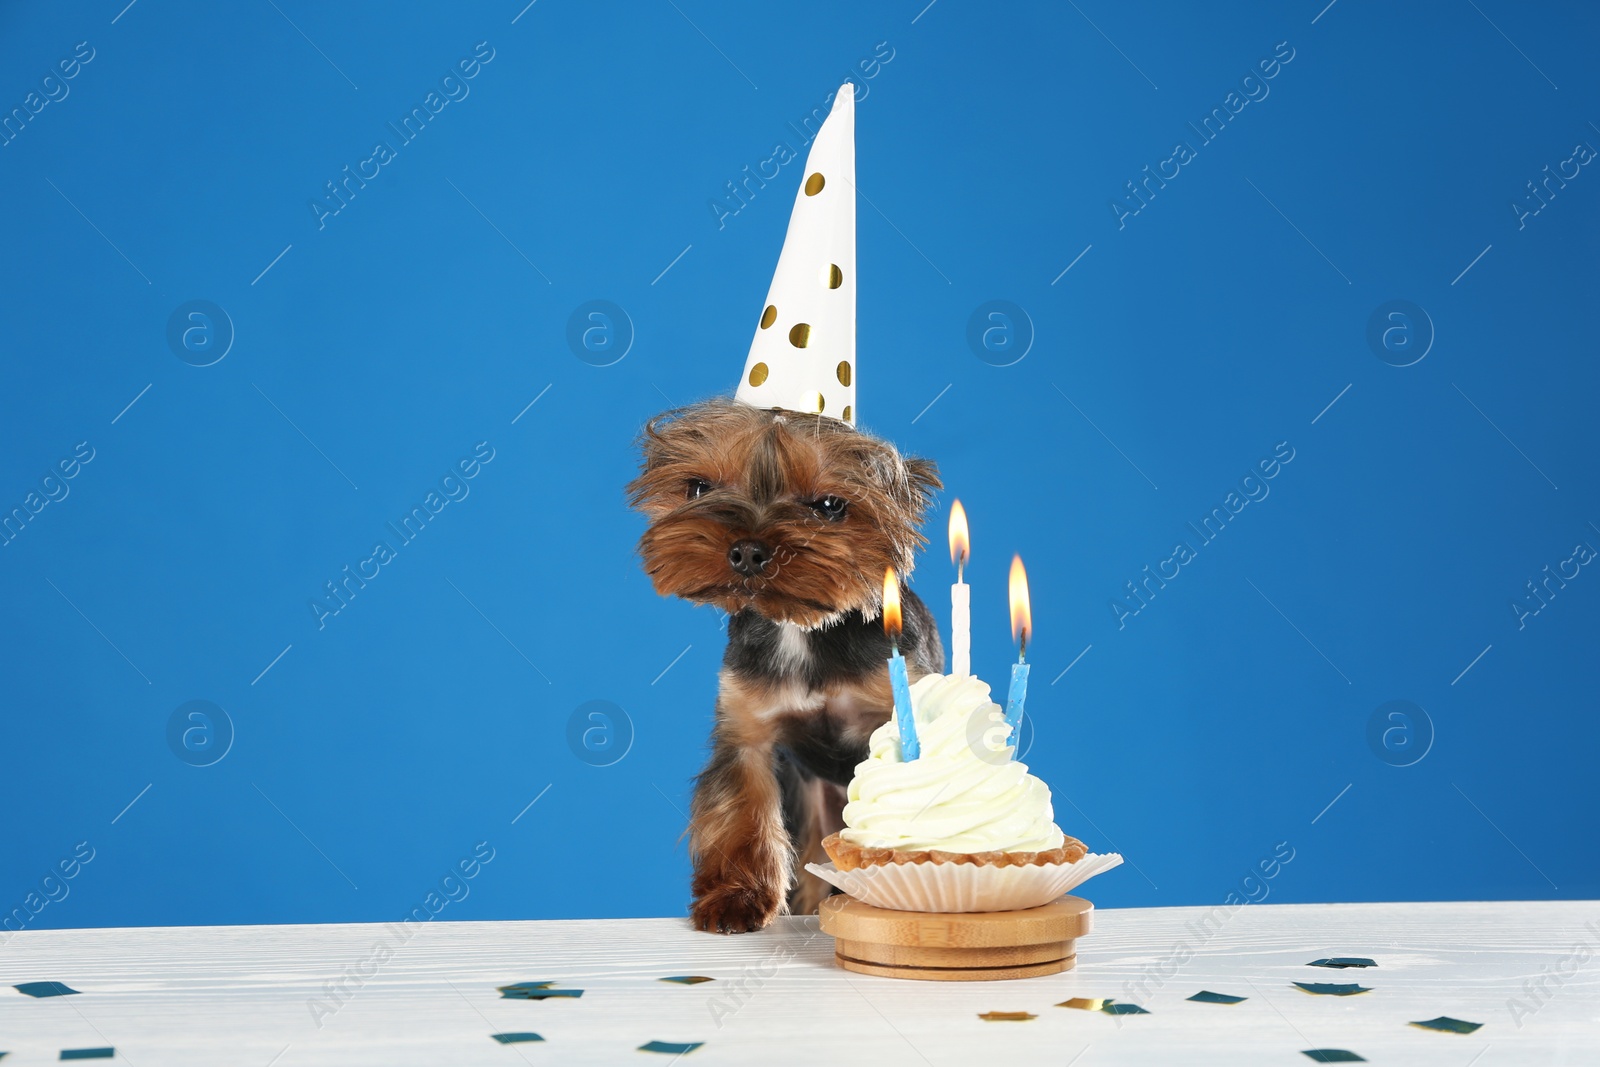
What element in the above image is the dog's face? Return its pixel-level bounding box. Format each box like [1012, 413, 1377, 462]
[628, 399, 940, 629]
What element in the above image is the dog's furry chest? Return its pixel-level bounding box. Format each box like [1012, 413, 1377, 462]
[715, 605, 941, 785]
[718, 669, 888, 734]
[719, 668, 888, 786]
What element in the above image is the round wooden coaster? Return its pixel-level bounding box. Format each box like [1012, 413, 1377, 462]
[833, 954, 1074, 981]
[837, 938, 1073, 968]
[818, 894, 1093, 982]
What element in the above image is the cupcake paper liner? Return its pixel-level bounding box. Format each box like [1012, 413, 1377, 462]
[822, 831, 1088, 871]
[805, 850, 1124, 913]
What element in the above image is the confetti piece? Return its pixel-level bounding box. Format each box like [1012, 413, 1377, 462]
[1058, 997, 1110, 1011]
[490, 1032, 544, 1045]
[1410, 1016, 1483, 1034]
[639, 1041, 703, 1055]
[1309, 958, 1377, 969]
[1293, 982, 1371, 996]
[1187, 990, 1247, 1004]
[16, 982, 80, 998]
[1057, 996, 1149, 1015]
[659, 976, 715, 985]
[59, 1051, 115, 1061]
[498, 983, 583, 1000]
[1301, 1051, 1365, 1063]
[977, 1011, 1037, 1021]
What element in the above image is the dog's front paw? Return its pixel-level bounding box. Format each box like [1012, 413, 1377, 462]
[691, 880, 785, 934]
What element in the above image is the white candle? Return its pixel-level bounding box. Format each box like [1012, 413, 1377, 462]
[952, 580, 970, 676]
[949, 500, 971, 676]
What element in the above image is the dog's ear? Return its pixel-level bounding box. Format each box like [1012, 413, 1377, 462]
[626, 414, 675, 513]
[905, 455, 941, 496]
[863, 446, 940, 526]
[870, 447, 940, 531]
[635, 413, 671, 469]
[901, 455, 942, 524]
[862, 448, 941, 573]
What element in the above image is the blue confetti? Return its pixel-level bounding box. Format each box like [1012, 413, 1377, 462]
[639, 1041, 703, 1055]
[16, 982, 80, 998]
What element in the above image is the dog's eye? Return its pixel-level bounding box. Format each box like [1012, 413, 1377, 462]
[686, 478, 712, 501]
[810, 495, 848, 521]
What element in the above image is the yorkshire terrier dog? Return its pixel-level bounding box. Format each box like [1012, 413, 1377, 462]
[628, 398, 942, 934]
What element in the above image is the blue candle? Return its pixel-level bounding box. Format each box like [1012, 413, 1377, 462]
[1003, 658, 1030, 736]
[888, 647, 919, 760]
[882, 566, 919, 760]
[1003, 554, 1032, 748]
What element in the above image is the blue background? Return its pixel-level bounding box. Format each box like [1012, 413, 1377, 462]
[2, 0, 1595, 932]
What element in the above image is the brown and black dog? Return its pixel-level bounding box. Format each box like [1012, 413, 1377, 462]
[628, 398, 942, 933]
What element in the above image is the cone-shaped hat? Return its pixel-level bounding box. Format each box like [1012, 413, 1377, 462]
[734, 82, 856, 423]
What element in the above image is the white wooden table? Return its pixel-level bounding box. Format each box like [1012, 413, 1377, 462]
[1, 901, 1594, 1064]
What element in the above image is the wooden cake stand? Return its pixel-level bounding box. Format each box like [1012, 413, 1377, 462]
[818, 894, 1093, 981]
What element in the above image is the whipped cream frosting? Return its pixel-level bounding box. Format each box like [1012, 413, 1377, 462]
[839, 673, 1066, 853]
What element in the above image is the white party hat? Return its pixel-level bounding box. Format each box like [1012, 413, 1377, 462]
[734, 82, 856, 424]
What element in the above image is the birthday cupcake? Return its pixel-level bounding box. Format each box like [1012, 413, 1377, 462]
[809, 672, 1122, 913]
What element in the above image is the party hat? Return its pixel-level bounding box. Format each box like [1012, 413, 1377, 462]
[734, 82, 856, 424]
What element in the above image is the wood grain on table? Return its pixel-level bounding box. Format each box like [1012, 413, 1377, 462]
[0, 900, 1595, 1065]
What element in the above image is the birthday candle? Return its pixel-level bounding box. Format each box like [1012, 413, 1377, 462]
[888, 648, 918, 760]
[1004, 661, 1030, 737]
[1003, 555, 1031, 739]
[949, 500, 971, 676]
[882, 566, 920, 760]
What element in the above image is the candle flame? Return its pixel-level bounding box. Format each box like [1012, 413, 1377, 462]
[882, 566, 902, 640]
[1009, 554, 1031, 654]
[949, 500, 970, 569]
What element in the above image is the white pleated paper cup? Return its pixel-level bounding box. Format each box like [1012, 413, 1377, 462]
[804, 852, 1123, 913]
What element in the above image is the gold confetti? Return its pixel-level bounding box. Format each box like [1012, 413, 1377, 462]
[977, 1011, 1036, 1022]
[1058, 998, 1109, 1012]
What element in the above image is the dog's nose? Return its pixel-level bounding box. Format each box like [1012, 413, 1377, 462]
[727, 539, 772, 577]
